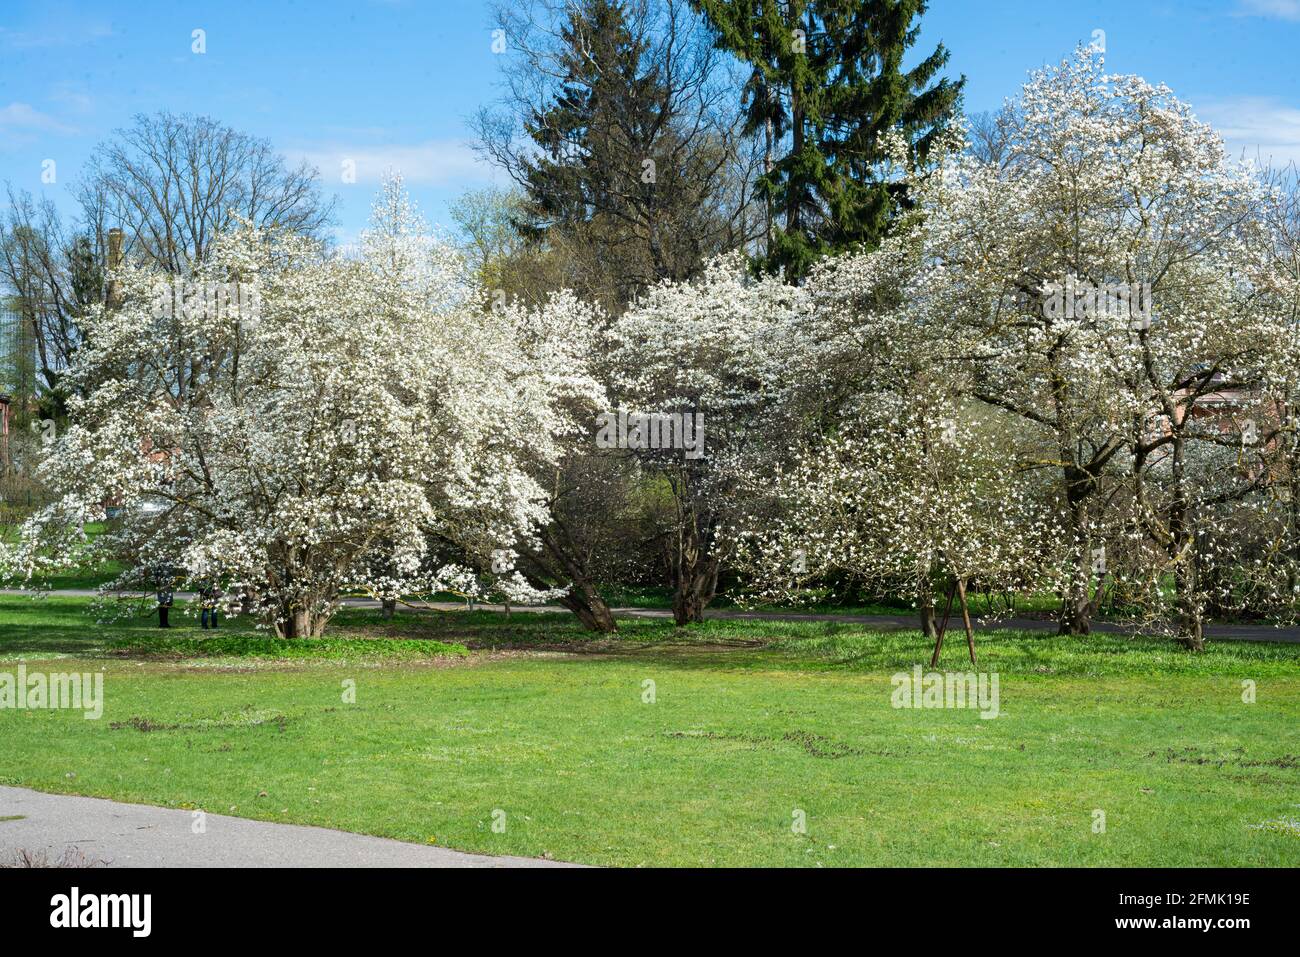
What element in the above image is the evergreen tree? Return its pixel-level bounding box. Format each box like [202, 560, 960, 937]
[695, 0, 963, 280]
[518, 0, 652, 238]
[499, 0, 749, 309]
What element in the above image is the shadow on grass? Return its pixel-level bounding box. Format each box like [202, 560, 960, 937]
[7, 596, 1300, 678]
[330, 605, 1299, 678]
[0, 595, 262, 658]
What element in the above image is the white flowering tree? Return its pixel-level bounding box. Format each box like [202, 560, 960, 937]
[733, 364, 1062, 664]
[604, 255, 812, 624]
[476, 287, 631, 632]
[807, 46, 1287, 647]
[2, 176, 601, 636]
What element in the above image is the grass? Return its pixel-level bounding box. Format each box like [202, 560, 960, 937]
[596, 582, 1048, 617]
[0, 521, 125, 591]
[13, 563, 128, 592]
[0, 539, 1262, 624]
[1, 595, 1298, 866]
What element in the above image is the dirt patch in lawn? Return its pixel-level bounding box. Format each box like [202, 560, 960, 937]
[663, 727, 875, 760]
[1150, 746, 1300, 770]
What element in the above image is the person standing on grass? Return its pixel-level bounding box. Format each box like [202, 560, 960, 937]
[156, 569, 174, 628]
[200, 580, 222, 630]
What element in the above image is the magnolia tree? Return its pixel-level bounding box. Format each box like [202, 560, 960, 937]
[1214, 167, 1300, 623]
[735, 381, 1062, 664]
[477, 288, 634, 632]
[603, 254, 812, 624]
[788, 205, 974, 636]
[2, 177, 602, 636]
[815, 46, 1288, 647]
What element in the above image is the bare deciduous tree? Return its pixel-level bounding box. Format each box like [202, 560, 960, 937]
[0, 187, 97, 395]
[76, 111, 337, 273]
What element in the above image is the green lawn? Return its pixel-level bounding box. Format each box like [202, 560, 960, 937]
[0, 521, 126, 591]
[1, 595, 1297, 866]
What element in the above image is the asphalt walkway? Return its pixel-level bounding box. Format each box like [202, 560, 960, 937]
[0, 786, 575, 868]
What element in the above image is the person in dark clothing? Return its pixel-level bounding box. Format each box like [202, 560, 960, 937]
[200, 581, 222, 630]
[157, 583, 173, 628]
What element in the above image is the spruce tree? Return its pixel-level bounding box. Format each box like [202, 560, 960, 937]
[695, 0, 963, 281]
[514, 0, 735, 307]
[517, 0, 654, 243]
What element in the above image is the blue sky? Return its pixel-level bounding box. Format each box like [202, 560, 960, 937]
[1, 0, 1297, 243]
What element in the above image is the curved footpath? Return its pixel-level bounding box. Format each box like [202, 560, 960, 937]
[0, 786, 576, 868]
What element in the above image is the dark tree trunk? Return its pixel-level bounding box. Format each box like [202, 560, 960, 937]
[1175, 599, 1205, 652]
[929, 577, 957, 667]
[672, 557, 719, 626]
[534, 524, 619, 633]
[558, 583, 618, 633]
[381, 597, 396, 620]
[663, 492, 721, 626]
[1057, 481, 1095, 636]
[1170, 532, 1205, 652]
[918, 576, 938, 640]
[956, 577, 978, 665]
[273, 606, 327, 638]
[672, 587, 707, 626]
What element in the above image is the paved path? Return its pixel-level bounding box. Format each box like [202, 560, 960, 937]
[409, 602, 1300, 642]
[350, 599, 1300, 642]
[0, 786, 575, 868]
[5, 589, 1298, 643]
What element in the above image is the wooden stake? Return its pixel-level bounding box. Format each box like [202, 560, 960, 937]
[929, 577, 957, 668]
[956, 577, 977, 665]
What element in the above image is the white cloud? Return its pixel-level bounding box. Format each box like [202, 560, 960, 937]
[1234, 0, 1300, 21]
[291, 139, 498, 187]
[0, 102, 76, 149]
[48, 84, 94, 114]
[1198, 97, 1300, 168]
[0, 102, 75, 133]
[0, 21, 115, 50]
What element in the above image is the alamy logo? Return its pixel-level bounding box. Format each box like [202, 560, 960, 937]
[50, 888, 151, 937]
[595, 409, 705, 460]
[0, 665, 103, 719]
[1041, 275, 1152, 329]
[890, 665, 1000, 719]
[150, 279, 261, 321]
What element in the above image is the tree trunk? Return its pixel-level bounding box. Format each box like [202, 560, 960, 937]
[929, 578, 957, 668]
[1175, 610, 1205, 652]
[918, 576, 938, 640]
[535, 524, 618, 633]
[274, 607, 327, 638]
[763, 103, 774, 257]
[1173, 549, 1205, 652]
[1057, 491, 1094, 636]
[665, 497, 720, 626]
[672, 556, 719, 626]
[672, 584, 709, 626]
[381, 597, 396, 620]
[559, 583, 618, 633]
